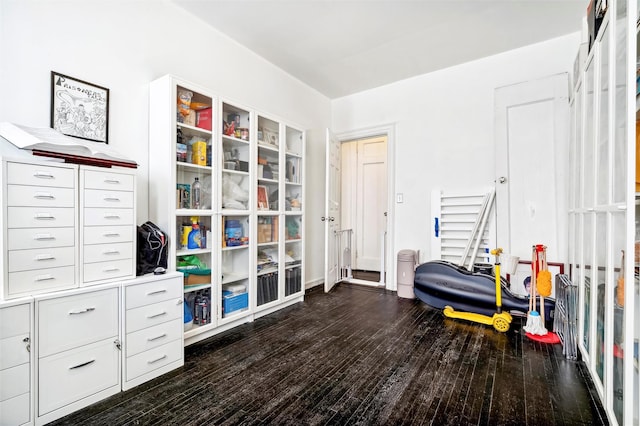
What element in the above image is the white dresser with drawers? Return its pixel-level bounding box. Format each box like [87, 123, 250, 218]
[122, 272, 184, 390]
[34, 284, 121, 425]
[3, 160, 79, 299]
[80, 166, 136, 285]
[0, 154, 184, 426]
[0, 298, 33, 426]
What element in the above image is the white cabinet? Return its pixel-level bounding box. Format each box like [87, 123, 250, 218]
[0, 299, 33, 426]
[80, 166, 136, 285]
[34, 284, 121, 426]
[568, 2, 638, 425]
[2, 160, 79, 299]
[121, 272, 184, 390]
[0, 158, 137, 301]
[149, 75, 305, 347]
[149, 75, 217, 345]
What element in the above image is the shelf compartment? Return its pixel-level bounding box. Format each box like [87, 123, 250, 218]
[285, 216, 302, 241]
[256, 271, 278, 306]
[285, 126, 303, 157]
[285, 265, 302, 296]
[184, 287, 212, 328]
[258, 115, 280, 149]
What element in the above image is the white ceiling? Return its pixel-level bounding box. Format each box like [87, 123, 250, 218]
[172, 0, 587, 99]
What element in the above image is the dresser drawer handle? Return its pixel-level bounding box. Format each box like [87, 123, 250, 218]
[147, 289, 167, 296]
[34, 233, 55, 241]
[34, 171, 55, 179]
[34, 192, 55, 199]
[69, 307, 96, 315]
[69, 359, 95, 370]
[103, 232, 121, 237]
[103, 267, 120, 273]
[35, 254, 55, 261]
[35, 274, 55, 282]
[103, 196, 121, 202]
[147, 311, 167, 319]
[34, 213, 55, 220]
[103, 250, 120, 255]
[147, 354, 167, 365]
[104, 214, 121, 219]
[147, 333, 167, 342]
[104, 178, 121, 184]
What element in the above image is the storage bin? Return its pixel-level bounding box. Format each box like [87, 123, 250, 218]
[223, 291, 248, 316]
[183, 269, 211, 286]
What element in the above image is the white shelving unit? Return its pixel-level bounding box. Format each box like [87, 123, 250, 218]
[149, 75, 305, 346]
[569, 2, 638, 425]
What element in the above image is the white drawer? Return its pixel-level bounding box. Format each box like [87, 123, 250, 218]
[83, 225, 133, 244]
[8, 226, 75, 250]
[84, 189, 134, 209]
[0, 304, 30, 339]
[83, 242, 133, 264]
[0, 334, 30, 370]
[0, 392, 30, 425]
[125, 275, 183, 310]
[125, 339, 182, 382]
[0, 363, 29, 401]
[84, 208, 133, 226]
[8, 184, 75, 207]
[126, 319, 182, 357]
[83, 258, 133, 283]
[126, 298, 183, 334]
[8, 206, 75, 228]
[38, 287, 118, 357]
[8, 246, 75, 272]
[8, 161, 75, 188]
[84, 169, 134, 191]
[38, 338, 119, 416]
[8, 266, 76, 297]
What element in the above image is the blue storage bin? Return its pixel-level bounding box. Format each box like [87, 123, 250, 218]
[223, 291, 248, 316]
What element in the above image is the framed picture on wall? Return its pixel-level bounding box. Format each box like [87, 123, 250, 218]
[507, 260, 564, 298]
[50, 71, 109, 143]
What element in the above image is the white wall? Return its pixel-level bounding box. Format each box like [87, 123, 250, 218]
[332, 33, 581, 272]
[0, 0, 331, 285]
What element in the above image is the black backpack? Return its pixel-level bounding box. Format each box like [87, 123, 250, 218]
[136, 221, 168, 276]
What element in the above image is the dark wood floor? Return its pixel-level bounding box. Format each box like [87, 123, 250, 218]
[51, 283, 607, 425]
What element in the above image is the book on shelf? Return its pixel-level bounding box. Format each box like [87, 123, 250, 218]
[0, 122, 137, 168]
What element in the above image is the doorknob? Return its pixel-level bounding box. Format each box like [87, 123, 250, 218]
[321, 216, 326, 222]
[329, 217, 335, 222]
[498, 176, 507, 184]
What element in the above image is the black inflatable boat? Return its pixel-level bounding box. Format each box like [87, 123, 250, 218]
[414, 260, 555, 329]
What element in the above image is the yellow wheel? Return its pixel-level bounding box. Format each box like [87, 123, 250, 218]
[492, 315, 510, 332]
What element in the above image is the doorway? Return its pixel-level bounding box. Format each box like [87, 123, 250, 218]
[324, 125, 396, 293]
[340, 135, 388, 286]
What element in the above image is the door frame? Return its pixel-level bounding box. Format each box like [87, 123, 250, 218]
[336, 123, 396, 290]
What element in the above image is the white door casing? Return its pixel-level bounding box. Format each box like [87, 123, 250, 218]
[495, 73, 569, 278]
[324, 129, 341, 292]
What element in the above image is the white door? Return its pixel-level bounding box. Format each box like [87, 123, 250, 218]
[495, 73, 569, 289]
[324, 129, 341, 292]
[355, 136, 387, 271]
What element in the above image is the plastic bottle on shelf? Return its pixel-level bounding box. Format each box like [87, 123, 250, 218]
[192, 177, 201, 209]
[187, 216, 202, 249]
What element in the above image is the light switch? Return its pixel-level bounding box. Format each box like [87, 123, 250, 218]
[396, 193, 403, 203]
